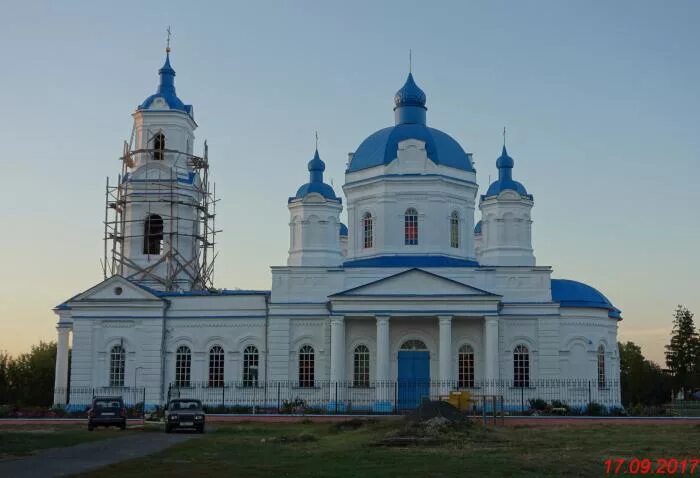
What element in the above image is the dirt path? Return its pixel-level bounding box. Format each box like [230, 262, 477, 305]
[0, 431, 199, 478]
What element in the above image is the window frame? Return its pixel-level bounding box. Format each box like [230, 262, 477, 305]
[362, 212, 373, 249]
[597, 344, 606, 389]
[457, 344, 474, 388]
[353, 344, 370, 388]
[404, 208, 419, 245]
[175, 345, 192, 388]
[513, 344, 530, 388]
[109, 344, 125, 387]
[450, 211, 460, 248]
[143, 214, 164, 255]
[208, 345, 225, 388]
[298, 345, 315, 388]
[152, 132, 165, 161]
[242, 345, 259, 388]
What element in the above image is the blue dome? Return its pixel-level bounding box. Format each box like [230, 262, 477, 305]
[339, 223, 348, 236]
[290, 149, 341, 203]
[551, 279, 622, 319]
[484, 146, 530, 198]
[394, 73, 426, 108]
[347, 73, 474, 174]
[138, 53, 193, 118]
[474, 220, 482, 234]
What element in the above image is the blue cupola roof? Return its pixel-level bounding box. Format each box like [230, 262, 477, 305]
[290, 149, 341, 203]
[551, 279, 622, 319]
[474, 220, 482, 234]
[138, 52, 193, 119]
[339, 223, 348, 236]
[347, 73, 474, 174]
[483, 146, 531, 199]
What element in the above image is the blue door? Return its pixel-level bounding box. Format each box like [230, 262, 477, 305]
[397, 350, 430, 410]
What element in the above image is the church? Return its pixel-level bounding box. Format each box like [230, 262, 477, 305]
[53, 46, 622, 412]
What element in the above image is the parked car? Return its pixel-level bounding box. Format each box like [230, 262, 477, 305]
[88, 396, 127, 431]
[165, 399, 205, 433]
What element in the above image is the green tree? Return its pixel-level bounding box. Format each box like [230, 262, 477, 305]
[664, 305, 700, 397]
[0, 351, 10, 403]
[619, 341, 672, 406]
[6, 341, 57, 406]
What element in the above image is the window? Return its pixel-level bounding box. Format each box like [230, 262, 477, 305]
[109, 345, 125, 387]
[597, 345, 606, 389]
[353, 345, 370, 387]
[362, 212, 373, 249]
[143, 214, 164, 255]
[208, 346, 225, 387]
[400, 339, 427, 350]
[175, 345, 191, 387]
[298, 345, 314, 388]
[513, 345, 530, 388]
[152, 132, 165, 160]
[243, 345, 259, 387]
[450, 211, 460, 248]
[404, 208, 418, 245]
[458, 344, 474, 388]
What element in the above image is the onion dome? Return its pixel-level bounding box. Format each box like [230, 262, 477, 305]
[347, 73, 474, 173]
[138, 52, 193, 118]
[551, 279, 622, 319]
[484, 146, 530, 198]
[290, 149, 341, 203]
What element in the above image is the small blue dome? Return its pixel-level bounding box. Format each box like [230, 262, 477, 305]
[484, 146, 530, 198]
[551, 279, 622, 319]
[339, 223, 348, 236]
[474, 220, 482, 234]
[394, 73, 426, 109]
[138, 52, 193, 118]
[347, 73, 474, 174]
[290, 149, 341, 203]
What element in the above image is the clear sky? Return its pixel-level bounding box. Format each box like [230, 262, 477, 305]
[0, 1, 698, 365]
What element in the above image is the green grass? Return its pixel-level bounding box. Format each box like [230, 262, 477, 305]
[0, 425, 137, 458]
[78, 420, 700, 478]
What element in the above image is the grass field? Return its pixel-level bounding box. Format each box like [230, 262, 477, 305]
[64, 420, 700, 478]
[0, 425, 136, 459]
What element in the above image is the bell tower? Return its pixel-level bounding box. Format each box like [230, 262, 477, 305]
[103, 42, 217, 291]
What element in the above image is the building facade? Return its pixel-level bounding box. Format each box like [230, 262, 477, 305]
[53, 50, 622, 411]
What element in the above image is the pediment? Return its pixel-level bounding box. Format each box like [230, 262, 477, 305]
[331, 268, 499, 298]
[68, 276, 163, 304]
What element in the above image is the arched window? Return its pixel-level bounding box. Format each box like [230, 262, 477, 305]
[362, 212, 373, 249]
[152, 132, 165, 160]
[458, 344, 474, 388]
[353, 345, 370, 387]
[597, 345, 606, 389]
[175, 345, 191, 387]
[109, 345, 125, 387]
[298, 345, 314, 388]
[404, 208, 418, 245]
[450, 211, 460, 248]
[513, 345, 530, 388]
[400, 339, 427, 350]
[143, 214, 164, 255]
[243, 345, 259, 387]
[208, 346, 225, 387]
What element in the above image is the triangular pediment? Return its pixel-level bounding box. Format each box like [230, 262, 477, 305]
[330, 268, 500, 297]
[64, 275, 163, 305]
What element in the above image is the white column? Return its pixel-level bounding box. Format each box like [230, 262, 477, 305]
[329, 316, 345, 384]
[438, 315, 452, 393]
[53, 326, 71, 406]
[375, 315, 390, 383]
[483, 315, 499, 381]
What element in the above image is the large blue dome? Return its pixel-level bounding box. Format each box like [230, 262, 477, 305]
[551, 279, 622, 319]
[346, 73, 474, 174]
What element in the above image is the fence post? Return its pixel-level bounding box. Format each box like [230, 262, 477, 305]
[222, 384, 225, 409]
[394, 381, 398, 414]
[277, 382, 281, 413]
[335, 382, 338, 415]
[520, 386, 524, 414]
[588, 380, 592, 406]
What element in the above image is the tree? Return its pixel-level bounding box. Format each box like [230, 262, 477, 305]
[3, 342, 57, 407]
[665, 305, 700, 397]
[618, 341, 672, 406]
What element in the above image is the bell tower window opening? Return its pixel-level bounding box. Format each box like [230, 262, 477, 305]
[404, 208, 418, 245]
[362, 212, 373, 249]
[143, 214, 164, 255]
[450, 211, 460, 248]
[152, 132, 165, 160]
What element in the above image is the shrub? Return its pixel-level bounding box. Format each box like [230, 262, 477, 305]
[584, 402, 605, 416]
[550, 400, 570, 415]
[528, 398, 548, 412]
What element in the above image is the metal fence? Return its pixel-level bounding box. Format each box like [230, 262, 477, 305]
[166, 379, 622, 415]
[54, 386, 146, 411]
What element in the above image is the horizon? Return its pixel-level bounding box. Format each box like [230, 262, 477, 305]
[0, 1, 698, 366]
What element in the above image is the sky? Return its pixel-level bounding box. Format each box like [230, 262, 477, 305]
[0, 0, 698, 365]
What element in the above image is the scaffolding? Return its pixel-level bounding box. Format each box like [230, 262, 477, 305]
[103, 132, 219, 291]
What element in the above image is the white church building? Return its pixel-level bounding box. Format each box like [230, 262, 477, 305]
[53, 48, 622, 412]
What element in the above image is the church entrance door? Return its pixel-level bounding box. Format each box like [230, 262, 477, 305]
[397, 340, 430, 410]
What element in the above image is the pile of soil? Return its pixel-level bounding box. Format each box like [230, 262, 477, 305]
[378, 400, 472, 447]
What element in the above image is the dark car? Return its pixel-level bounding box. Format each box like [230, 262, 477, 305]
[88, 396, 127, 431]
[165, 399, 205, 433]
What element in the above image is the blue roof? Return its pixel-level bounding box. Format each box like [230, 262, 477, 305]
[339, 223, 348, 236]
[551, 279, 622, 319]
[138, 52, 193, 119]
[484, 146, 530, 198]
[290, 149, 341, 203]
[347, 73, 474, 174]
[474, 220, 482, 234]
[344, 255, 479, 268]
